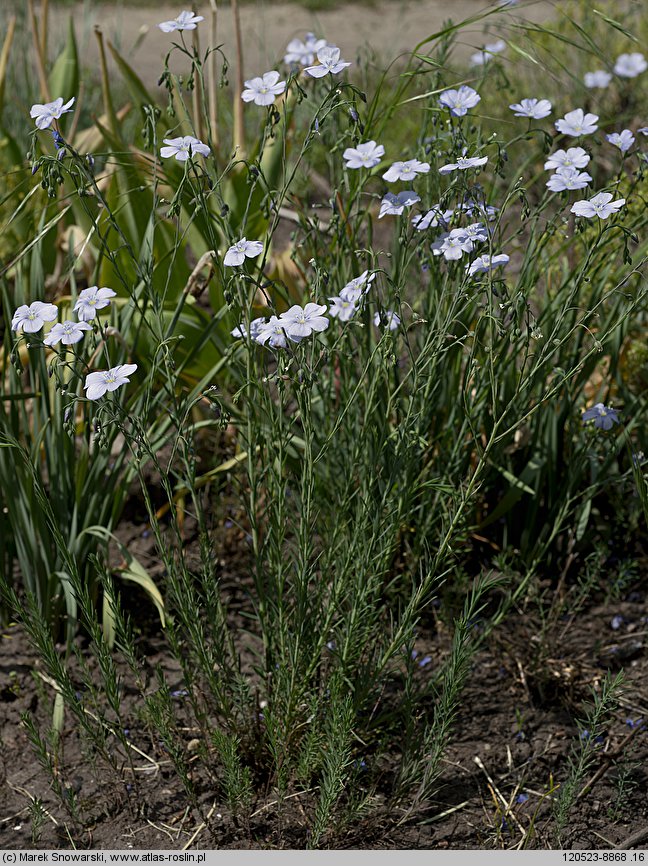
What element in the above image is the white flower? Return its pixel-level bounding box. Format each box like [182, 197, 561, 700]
[546, 167, 592, 191]
[614, 53, 647, 78]
[84, 364, 138, 400]
[470, 40, 506, 65]
[544, 147, 590, 171]
[30, 97, 75, 130]
[74, 287, 117, 322]
[438, 86, 481, 117]
[412, 206, 453, 231]
[343, 140, 385, 170]
[11, 301, 58, 333]
[224, 238, 264, 267]
[555, 109, 598, 137]
[279, 303, 329, 338]
[341, 270, 375, 300]
[373, 310, 400, 331]
[382, 159, 430, 182]
[378, 191, 420, 218]
[509, 98, 552, 119]
[638, 127, 648, 136]
[584, 70, 612, 88]
[439, 155, 488, 174]
[231, 318, 265, 340]
[160, 135, 210, 161]
[466, 254, 509, 277]
[284, 33, 327, 66]
[158, 10, 204, 32]
[571, 192, 626, 219]
[241, 71, 286, 107]
[43, 320, 92, 346]
[328, 289, 358, 321]
[256, 316, 298, 348]
[606, 129, 635, 153]
[304, 45, 351, 78]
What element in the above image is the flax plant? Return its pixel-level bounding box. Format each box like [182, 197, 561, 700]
[1, 0, 647, 846]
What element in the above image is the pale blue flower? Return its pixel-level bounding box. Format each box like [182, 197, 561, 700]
[30, 97, 75, 130]
[284, 33, 327, 67]
[382, 159, 430, 182]
[241, 71, 286, 106]
[11, 301, 58, 333]
[280, 303, 329, 338]
[471, 40, 506, 66]
[439, 155, 488, 174]
[581, 402, 620, 430]
[614, 53, 647, 78]
[74, 286, 116, 321]
[544, 147, 590, 171]
[224, 238, 264, 266]
[584, 70, 612, 88]
[304, 46, 351, 78]
[463, 222, 489, 243]
[329, 289, 358, 321]
[160, 136, 210, 161]
[412, 206, 453, 231]
[439, 86, 481, 117]
[374, 310, 400, 330]
[43, 320, 92, 346]
[231, 318, 265, 340]
[432, 229, 473, 261]
[459, 200, 499, 221]
[509, 98, 552, 119]
[571, 192, 625, 219]
[341, 270, 375, 300]
[378, 190, 420, 218]
[606, 129, 635, 153]
[255, 316, 296, 349]
[546, 167, 592, 191]
[555, 109, 598, 136]
[466, 254, 509, 277]
[158, 10, 204, 32]
[343, 141, 385, 170]
[84, 364, 138, 400]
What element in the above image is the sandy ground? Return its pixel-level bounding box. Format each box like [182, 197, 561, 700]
[46, 0, 556, 90]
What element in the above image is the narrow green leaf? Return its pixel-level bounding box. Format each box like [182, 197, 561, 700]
[592, 8, 639, 43]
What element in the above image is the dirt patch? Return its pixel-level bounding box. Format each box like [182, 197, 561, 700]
[42, 0, 556, 92]
[1, 587, 647, 849]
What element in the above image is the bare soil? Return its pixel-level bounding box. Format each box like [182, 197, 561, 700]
[1, 556, 647, 849]
[44, 0, 555, 91]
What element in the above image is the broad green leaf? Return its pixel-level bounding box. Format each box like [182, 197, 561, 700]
[575, 498, 592, 542]
[48, 18, 79, 128]
[81, 526, 166, 627]
[52, 691, 66, 740]
[479, 457, 543, 529]
[107, 40, 155, 110]
[0, 14, 16, 115]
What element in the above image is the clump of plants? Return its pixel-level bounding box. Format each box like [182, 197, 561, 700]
[0, 0, 646, 849]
